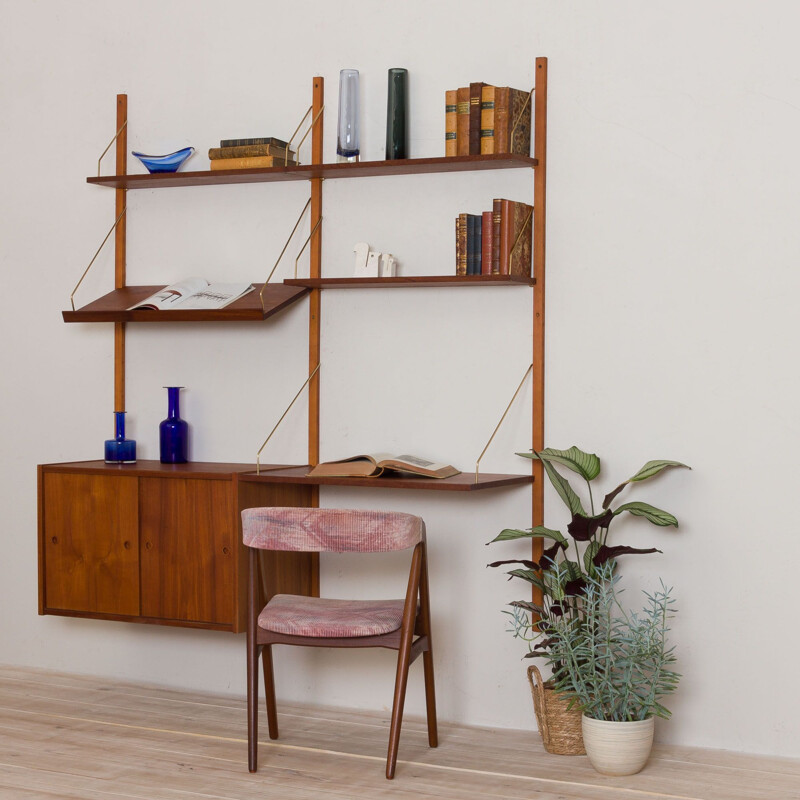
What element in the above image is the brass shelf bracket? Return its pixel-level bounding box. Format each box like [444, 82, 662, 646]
[285, 104, 325, 166]
[474, 363, 534, 482]
[260, 198, 324, 309]
[256, 363, 321, 474]
[70, 206, 127, 310]
[97, 119, 128, 177]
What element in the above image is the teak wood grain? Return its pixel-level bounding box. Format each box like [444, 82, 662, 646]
[40, 471, 139, 616]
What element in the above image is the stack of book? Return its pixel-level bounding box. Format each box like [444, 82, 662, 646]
[445, 84, 532, 157]
[455, 198, 533, 277]
[208, 137, 297, 171]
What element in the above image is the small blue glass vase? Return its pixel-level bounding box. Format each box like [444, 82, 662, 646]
[159, 387, 188, 464]
[132, 147, 195, 174]
[105, 411, 136, 464]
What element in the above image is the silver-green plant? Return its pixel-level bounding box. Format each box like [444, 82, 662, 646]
[538, 562, 680, 721]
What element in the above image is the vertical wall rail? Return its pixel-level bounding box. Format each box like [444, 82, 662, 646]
[114, 94, 128, 412]
[531, 58, 547, 608]
[308, 77, 324, 593]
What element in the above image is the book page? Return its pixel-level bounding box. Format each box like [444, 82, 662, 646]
[178, 283, 254, 310]
[127, 277, 209, 311]
[379, 454, 452, 472]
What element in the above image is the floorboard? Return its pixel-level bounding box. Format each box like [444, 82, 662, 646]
[0, 667, 796, 800]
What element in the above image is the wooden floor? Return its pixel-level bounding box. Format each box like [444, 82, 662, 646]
[0, 667, 797, 800]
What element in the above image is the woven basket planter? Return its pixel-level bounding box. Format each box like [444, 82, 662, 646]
[527, 664, 585, 755]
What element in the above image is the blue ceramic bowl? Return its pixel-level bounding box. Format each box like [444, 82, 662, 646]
[132, 146, 195, 174]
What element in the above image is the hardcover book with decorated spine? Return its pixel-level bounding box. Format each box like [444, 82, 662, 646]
[498, 199, 533, 277]
[469, 82, 486, 155]
[480, 85, 496, 155]
[445, 89, 458, 157]
[456, 87, 470, 156]
[209, 155, 296, 171]
[208, 144, 296, 161]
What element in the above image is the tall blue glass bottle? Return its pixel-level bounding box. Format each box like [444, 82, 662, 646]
[159, 387, 188, 463]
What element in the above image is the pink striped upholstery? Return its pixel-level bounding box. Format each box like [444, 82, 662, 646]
[258, 594, 406, 637]
[242, 507, 424, 553]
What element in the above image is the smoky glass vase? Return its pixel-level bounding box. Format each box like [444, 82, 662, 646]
[385, 68, 408, 160]
[337, 69, 360, 163]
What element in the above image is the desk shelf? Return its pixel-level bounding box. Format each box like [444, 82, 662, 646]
[240, 466, 533, 492]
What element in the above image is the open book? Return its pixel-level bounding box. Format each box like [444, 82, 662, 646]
[127, 278, 255, 311]
[307, 453, 461, 479]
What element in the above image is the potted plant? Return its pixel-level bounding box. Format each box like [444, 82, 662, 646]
[538, 562, 680, 775]
[488, 447, 688, 755]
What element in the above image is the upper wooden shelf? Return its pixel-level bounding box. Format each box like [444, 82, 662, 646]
[284, 274, 534, 289]
[240, 466, 533, 492]
[63, 283, 308, 323]
[86, 154, 539, 190]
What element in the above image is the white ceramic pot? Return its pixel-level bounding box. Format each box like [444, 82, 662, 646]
[581, 715, 655, 776]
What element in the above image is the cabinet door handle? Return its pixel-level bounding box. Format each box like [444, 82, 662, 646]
[145, 541, 153, 550]
[123, 540, 131, 550]
[222, 546, 230, 556]
[51, 536, 58, 545]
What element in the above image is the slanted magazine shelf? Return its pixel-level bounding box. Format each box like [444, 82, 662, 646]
[64, 283, 308, 323]
[40, 59, 547, 630]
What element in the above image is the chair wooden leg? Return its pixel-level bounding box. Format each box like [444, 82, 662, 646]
[247, 641, 259, 773]
[422, 647, 438, 748]
[386, 634, 413, 780]
[261, 643, 279, 739]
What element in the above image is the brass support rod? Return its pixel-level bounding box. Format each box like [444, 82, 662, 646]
[97, 119, 128, 177]
[474, 363, 533, 482]
[284, 104, 324, 166]
[256, 363, 321, 474]
[70, 206, 127, 310]
[294, 218, 323, 278]
[260, 198, 312, 308]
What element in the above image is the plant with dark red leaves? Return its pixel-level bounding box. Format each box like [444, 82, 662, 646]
[487, 447, 689, 677]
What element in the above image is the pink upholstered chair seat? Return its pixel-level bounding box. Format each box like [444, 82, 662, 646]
[258, 594, 406, 637]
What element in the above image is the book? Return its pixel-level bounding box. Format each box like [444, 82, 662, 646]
[208, 144, 296, 160]
[494, 87, 532, 155]
[480, 85, 496, 155]
[307, 453, 460, 480]
[456, 87, 470, 156]
[469, 82, 486, 155]
[498, 199, 534, 277]
[467, 213, 482, 274]
[219, 137, 289, 148]
[210, 155, 295, 171]
[481, 211, 493, 275]
[127, 278, 255, 311]
[491, 198, 502, 274]
[456, 213, 468, 275]
[445, 89, 458, 157]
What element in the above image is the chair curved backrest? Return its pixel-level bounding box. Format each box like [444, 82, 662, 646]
[242, 507, 424, 553]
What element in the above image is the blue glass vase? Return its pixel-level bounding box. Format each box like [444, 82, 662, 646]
[159, 387, 188, 463]
[132, 147, 195, 174]
[104, 411, 136, 464]
[336, 69, 360, 163]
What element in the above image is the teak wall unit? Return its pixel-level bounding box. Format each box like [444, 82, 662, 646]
[39, 58, 547, 629]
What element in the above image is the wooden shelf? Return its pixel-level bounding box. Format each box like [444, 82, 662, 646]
[240, 466, 533, 492]
[87, 154, 538, 190]
[284, 274, 534, 289]
[63, 283, 308, 323]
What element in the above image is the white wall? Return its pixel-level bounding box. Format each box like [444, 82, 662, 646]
[1, 0, 798, 759]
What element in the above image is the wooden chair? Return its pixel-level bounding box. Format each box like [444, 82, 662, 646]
[242, 507, 438, 779]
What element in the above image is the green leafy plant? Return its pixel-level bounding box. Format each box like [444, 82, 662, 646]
[535, 562, 680, 720]
[488, 447, 688, 675]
